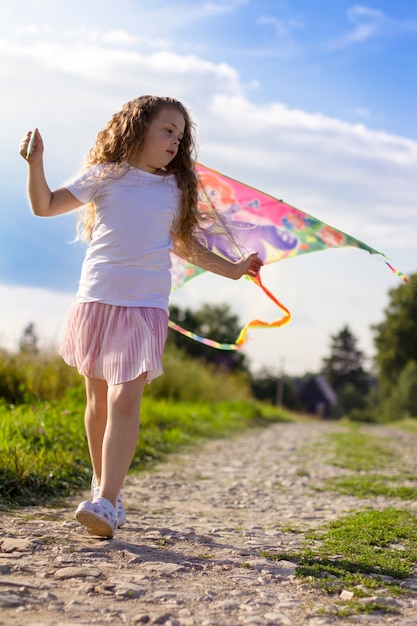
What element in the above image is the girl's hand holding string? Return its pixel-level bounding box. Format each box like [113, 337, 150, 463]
[233, 252, 263, 279]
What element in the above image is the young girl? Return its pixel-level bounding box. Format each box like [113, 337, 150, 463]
[19, 96, 263, 539]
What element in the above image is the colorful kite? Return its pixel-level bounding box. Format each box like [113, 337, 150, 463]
[169, 163, 407, 350]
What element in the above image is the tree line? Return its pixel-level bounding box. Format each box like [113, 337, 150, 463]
[170, 272, 417, 422]
[3, 271, 416, 421]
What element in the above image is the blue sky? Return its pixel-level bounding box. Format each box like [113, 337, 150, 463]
[0, 0, 416, 374]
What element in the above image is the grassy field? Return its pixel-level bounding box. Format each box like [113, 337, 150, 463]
[0, 341, 290, 505]
[0, 391, 289, 506]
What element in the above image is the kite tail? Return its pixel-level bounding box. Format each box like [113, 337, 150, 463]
[167, 320, 241, 350]
[168, 263, 407, 351]
[235, 274, 291, 346]
[168, 273, 292, 350]
[385, 262, 408, 283]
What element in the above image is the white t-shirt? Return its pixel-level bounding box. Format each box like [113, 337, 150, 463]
[66, 164, 181, 312]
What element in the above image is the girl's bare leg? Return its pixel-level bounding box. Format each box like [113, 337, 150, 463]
[98, 373, 147, 507]
[84, 377, 108, 482]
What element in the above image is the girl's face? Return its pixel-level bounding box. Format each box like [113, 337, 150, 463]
[131, 108, 186, 173]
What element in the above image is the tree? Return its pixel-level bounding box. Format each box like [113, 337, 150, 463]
[321, 325, 371, 413]
[373, 272, 417, 398]
[321, 325, 369, 393]
[19, 322, 39, 354]
[380, 360, 417, 422]
[250, 367, 299, 409]
[168, 303, 248, 371]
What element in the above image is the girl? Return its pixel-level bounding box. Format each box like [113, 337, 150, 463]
[19, 96, 263, 539]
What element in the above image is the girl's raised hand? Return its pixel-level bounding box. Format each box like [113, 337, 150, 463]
[236, 252, 263, 279]
[19, 128, 43, 163]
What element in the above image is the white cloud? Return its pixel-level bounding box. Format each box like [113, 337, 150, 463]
[329, 4, 417, 49]
[198, 94, 417, 248]
[198, 1, 246, 17]
[3, 32, 415, 243]
[0, 285, 74, 352]
[258, 14, 304, 36]
[0, 34, 240, 91]
[100, 29, 137, 46]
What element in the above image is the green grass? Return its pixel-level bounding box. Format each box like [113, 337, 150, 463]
[326, 475, 417, 500]
[321, 427, 398, 472]
[313, 424, 417, 502]
[395, 418, 417, 434]
[262, 508, 417, 616]
[0, 399, 90, 504]
[0, 348, 84, 404]
[0, 393, 290, 506]
[305, 508, 417, 580]
[0, 341, 292, 506]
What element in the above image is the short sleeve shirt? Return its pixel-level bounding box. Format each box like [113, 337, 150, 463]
[66, 164, 181, 312]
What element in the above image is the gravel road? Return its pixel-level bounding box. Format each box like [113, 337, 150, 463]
[1, 419, 417, 626]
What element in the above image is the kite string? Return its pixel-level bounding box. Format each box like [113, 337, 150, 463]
[168, 272, 292, 350]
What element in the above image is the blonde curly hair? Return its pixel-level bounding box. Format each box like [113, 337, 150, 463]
[76, 96, 199, 251]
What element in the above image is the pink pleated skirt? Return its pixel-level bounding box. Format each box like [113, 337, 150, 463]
[59, 302, 168, 385]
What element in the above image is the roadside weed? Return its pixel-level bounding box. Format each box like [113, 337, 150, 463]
[262, 508, 417, 616]
[0, 395, 289, 505]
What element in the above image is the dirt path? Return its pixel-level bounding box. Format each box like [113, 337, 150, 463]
[1, 420, 417, 626]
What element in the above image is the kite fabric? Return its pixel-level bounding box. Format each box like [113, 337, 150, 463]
[169, 163, 407, 350]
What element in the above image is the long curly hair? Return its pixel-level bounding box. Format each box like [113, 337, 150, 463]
[77, 96, 200, 250]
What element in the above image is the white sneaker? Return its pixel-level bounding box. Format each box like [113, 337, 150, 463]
[75, 497, 116, 538]
[91, 477, 127, 528]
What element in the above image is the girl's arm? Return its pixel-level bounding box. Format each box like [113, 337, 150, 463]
[19, 129, 82, 217]
[172, 235, 263, 280]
